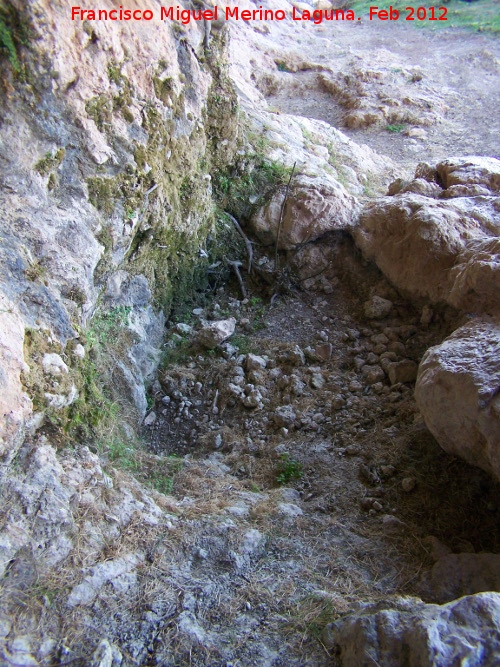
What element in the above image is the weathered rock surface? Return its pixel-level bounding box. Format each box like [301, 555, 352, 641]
[198, 318, 236, 349]
[323, 593, 500, 667]
[437, 156, 500, 192]
[415, 318, 500, 480]
[319, 58, 449, 130]
[354, 158, 500, 313]
[249, 173, 359, 249]
[421, 553, 500, 603]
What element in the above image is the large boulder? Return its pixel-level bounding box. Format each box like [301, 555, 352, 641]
[249, 174, 359, 250]
[354, 157, 500, 313]
[415, 318, 500, 480]
[323, 593, 500, 667]
[421, 553, 500, 604]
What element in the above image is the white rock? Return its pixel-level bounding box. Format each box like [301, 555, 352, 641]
[278, 503, 303, 517]
[323, 592, 500, 665]
[364, 296, 393, 320]
[42, 353, 69, 376]
[73, 343, 86, 359]
[197, 318, 236, 349]
[246, 353, 267, 371]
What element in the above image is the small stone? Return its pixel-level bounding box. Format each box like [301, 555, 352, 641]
[364, 296, 393, 320]
[175, 323, 193, 335]
[197, 318, 236, 349]
[345, 445, 360, 456]
[332, 395, 346, 410]
[42, 353, 69, 376]
[380, 465, 396, 478]
[311, 373, 325, 389]
[273, 406, 296, 428]
[278, 503, 303, 517]
[73, 343, 86, 359]
[246, 353, 267, 371]
[314, 342, 333, 362]
[288, 345, 306, 366]
[348, 380, 363, 392]
[372, 501, 383, 511]
[381, 514, 405, 534]
[361, 365, 385, 385]
[242, 394, 261, 409]
[388, 341, 406, 357]
[161, 395, 171, 405]
[281, 488, 301, 502]
[421, 305, 433, 327]
[402, 477, 416, 493]
[360, 497, 375, 510]
[388, 360, 418, 385]
[144, 411, 157, 426]
[354, 357, 366, 371]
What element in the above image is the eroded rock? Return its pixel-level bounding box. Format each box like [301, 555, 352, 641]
[323, 593, 500, 666]
[354, 157, 500, 313]
[197, 319, 236, 349]
[249, 174, 359, 249]
[415, 318, 500, 480]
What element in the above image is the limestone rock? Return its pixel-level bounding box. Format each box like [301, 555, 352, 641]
[448, 237, 500, 313]
[67, 553, 144, 607]
[354, 190, 500, 309]
[42, 353, 69, 376]
[323, 593, 500, 666]
[415, 318, 500, 480]
[249, 174, 359, 250]
[197, 318, 236, 349]
[387, 360, 418, 384]
[437, 156, 500, 192]
[246, 354, 267, 372]
[421, 553, 500, 603]
[273, 406, 297, 428]
[363, 296, 393, 320]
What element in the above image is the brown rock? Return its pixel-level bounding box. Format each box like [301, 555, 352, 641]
[415, 318, 500, 480]
[249, 174, 359, 249]
[354, 190, 500, 310]
[388, 360, 418, 384]
[422, 553, 500, 603]
[437, 156, 500, 192]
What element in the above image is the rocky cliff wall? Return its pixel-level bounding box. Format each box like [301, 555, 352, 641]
[0, 0, 241, 458]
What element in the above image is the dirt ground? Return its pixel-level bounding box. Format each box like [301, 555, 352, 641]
[141, 230, 500, 664]
[136, 18, 500, 667]
[263, 20, 500, 168]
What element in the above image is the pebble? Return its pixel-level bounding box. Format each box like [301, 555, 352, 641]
[401, 477, 417, 493]
[278, 503, 303, 518]
[311, 373, 325, 389]
[144, 411, 157, 426]
[348, 380, 363, 392]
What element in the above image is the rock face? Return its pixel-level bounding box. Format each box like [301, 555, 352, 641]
[323, 593, 500, 667]
[0, 0, 239, 454]
[249, 173, 360, 249]
[415, 318, 500, 480]
[354, 157, 500, 313]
